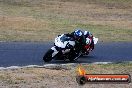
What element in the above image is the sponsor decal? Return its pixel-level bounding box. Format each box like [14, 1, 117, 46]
[76, 64, 131, 85]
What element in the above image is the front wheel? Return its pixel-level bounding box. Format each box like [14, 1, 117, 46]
[43, 49, 54, 62]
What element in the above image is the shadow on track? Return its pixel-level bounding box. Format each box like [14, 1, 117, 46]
[42, 55, 98, 65]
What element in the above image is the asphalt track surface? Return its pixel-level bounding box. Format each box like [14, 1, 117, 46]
[0, 42, 132, 67]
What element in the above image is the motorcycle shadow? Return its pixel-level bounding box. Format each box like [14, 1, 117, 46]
[44, 55, 95, 64]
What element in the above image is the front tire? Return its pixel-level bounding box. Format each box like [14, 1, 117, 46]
[43, 49, 54, 62]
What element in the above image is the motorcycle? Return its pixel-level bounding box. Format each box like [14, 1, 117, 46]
[43, 34, 98, 62]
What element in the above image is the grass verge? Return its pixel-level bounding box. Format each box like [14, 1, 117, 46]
[0, 0, 132, 42]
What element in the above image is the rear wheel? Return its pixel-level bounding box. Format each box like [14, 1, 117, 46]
[43, 49, 54, 62]
[69, 51, 80, 62]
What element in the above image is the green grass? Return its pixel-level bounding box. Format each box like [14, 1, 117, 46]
[75, 24, 132, 42]
[96, 0, 132, 4]
[0, 0, 132, 42]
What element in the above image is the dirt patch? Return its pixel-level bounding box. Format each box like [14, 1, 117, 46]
[0, 63, 132, 88]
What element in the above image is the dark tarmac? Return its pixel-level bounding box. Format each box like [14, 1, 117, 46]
[0, 42, 132, 67]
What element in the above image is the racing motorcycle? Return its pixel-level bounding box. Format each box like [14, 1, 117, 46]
[43, 34, 98, 62]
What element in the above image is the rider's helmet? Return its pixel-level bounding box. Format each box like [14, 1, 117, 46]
[73, 29, 83, 41]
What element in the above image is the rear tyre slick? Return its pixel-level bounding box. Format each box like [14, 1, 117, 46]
[69, 52, 78, 62]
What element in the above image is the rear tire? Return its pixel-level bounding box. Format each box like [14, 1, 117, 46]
[43, 49, 54, 62]
[69, 51, 79, 62]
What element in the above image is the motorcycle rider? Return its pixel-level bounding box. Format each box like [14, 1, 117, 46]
[84, 31, 94, 51]
[65, 29, 86, 53]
